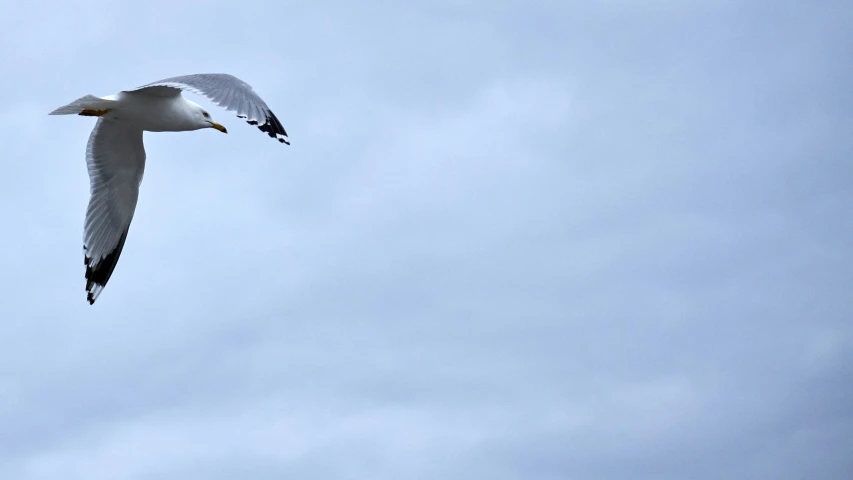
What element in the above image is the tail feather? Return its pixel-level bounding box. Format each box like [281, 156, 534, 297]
[49, 95, 116, 115]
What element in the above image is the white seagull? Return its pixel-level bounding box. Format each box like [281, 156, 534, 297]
[50, 73, 289, 305]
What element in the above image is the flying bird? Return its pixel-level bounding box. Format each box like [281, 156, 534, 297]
[49, 73, 289, 305]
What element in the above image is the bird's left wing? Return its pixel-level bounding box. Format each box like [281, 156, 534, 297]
[83, 118, 146, 305]
[125, 73, 290, 145]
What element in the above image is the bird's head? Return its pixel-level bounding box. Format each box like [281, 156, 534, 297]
[190, 102, 227, 134]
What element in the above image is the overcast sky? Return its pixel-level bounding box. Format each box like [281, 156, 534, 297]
[0, 1, 850, 479]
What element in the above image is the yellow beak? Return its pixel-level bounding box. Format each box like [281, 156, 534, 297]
[209, 122, 228, 133]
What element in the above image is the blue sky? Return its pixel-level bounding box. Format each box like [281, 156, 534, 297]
[0, 1, 851, 479]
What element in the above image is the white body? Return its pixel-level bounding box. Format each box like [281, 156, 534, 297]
[100, 93, 209, 132]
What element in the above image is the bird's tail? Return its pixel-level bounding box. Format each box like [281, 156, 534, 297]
[48, 95, 117, 116]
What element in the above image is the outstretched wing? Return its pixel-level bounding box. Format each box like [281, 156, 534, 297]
[125, 73, 290, 145]
[83, 118, 146, 305]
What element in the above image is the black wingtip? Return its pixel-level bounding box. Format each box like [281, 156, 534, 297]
[250, 109, 289, 145]
[84, 229, 129, 305]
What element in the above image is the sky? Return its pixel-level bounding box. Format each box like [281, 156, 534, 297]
[0, 0, 851, 479]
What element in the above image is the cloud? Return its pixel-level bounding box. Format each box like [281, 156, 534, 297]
[0, 0, 850, 479]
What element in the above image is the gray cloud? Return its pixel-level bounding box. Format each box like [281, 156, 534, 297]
[0, 0, 850, 479]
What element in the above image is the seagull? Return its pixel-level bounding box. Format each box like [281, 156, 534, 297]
[49, 73, 289, 305]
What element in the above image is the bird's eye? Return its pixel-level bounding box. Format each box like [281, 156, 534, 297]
[202, 112, 210, 118]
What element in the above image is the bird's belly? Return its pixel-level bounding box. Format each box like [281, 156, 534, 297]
[105, 109, 185, 132]
[107, 95, 193, 132]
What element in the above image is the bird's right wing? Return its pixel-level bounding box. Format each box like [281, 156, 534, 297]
[83, 118, 146, 305]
